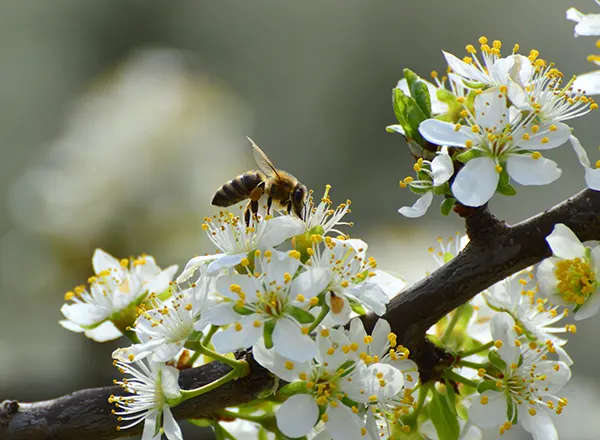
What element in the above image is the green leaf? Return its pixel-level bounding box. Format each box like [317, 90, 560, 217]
[444, 381, 458, 416]
[496, 167, 517, 196]
[263, 320, 276, 349]
[433, 182, 450, 196]
[404, 68, 432, 118]
[348, 298, 366, 315]
[337, 360, 356, 376]
[392, 88, 427, 145]
[456, 149, 479, 164]
[284, 305, 315, 324]
[477, 379, 500, 394]
[453, 304, 474, 334]
[488, 351, 507, 371]
[279, 383, 309, 396]
[440, 197, 456, 216]
[429, 388, 460, 440]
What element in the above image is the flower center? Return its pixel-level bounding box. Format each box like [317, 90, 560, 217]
[554, 257, 596, 305]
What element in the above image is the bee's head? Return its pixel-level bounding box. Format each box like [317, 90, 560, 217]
[291, 183, 308, 219]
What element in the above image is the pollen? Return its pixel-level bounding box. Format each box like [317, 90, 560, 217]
[364, 335, 373, 344]
[465, 140, 473, 148]
[301, 327, 310, 335]
[240, 258, 250, 267]
[288, 250, 301, 259]
[531, 151, 542, 160]
[541, 137, 549, 144]
[555, 257, 596, 305]
[309, 297, 319, 306]
[471, 125, 480, 133]
[531, 125, 540, 133]
[284, 361, 294, 370]
[401, 425, 411, 433]
[454, 123, 462, 132]
[495, 164, 503, 173]
[230, 284, 242, 294]
[253, 320, 262, 328]
[234, 322, 243, 331]
[465, 44, 476, 54]
[494, 340, 503, 348]
[480, 395, 489, 405]
[321, 328, 330, 337]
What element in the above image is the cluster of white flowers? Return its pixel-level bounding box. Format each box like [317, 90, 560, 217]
[392, 36, 599, 217]
[54, 6, 600, 440]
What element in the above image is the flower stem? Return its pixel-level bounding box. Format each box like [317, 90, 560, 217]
[440, 308, 462, 345]
[202, 325, 219, 346]
[194, 344, 249, 373]
[187, 350, 202, 367]
[458, 360, 489, 370]
[181, 366, 246, 401]
[307, 304, 330, 333]
[459, 341, 493, 358]
[443, 369, 479, 389]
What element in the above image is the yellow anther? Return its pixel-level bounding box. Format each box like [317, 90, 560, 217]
[466, 44, 476, 54]
[288, 250, 301, 259]
[495, 164, 503, 173]
[531, 125, 540, 133]
[230, 284, 242, 294]
[478, 36, 488, 45]
[480, 395, 489, 405]
[494, 340, 503, 348]
[541, 137, 549, 144]
[531, 151, 541, 160]
[234, 322, 243, 332]
[284, 361, 294, 370]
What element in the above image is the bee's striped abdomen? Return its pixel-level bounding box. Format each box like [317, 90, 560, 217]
[211, 171, 264, 207]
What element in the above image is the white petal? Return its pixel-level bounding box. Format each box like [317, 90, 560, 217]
[431, 150, 454, 185]
[515, 122, 571, 150]
[159, 364, 182, 400]
[534, 361, 571, 394]
[261, 216, 306, 247]
[398, 192, 433, 218]
[84, 320, 122, 342]
[573, 70, 600, 95]
[326, 292, 352, 325]
[419, 119, 475, 147]
[536, 259, 560, 298]
[276, 394, 319, 438]
[289, 268, 332, 300]
[176, 255, 215, 283]
[519, 405, 557, 440]
[325, 404, 369, 440]
[346, 282, 389, 315]
[574, 288, 600, 320]
[546, 224, 586, 259]
[570, 134, 592, 167]
[586, 167, 600, 191]
[468, 391, 508, 428]
[474, 88, 508, 131]
[145, 265, 178, 295]
[253, 339, 310, 382]
[371, 318, 391, 357]
[141, 409, 161, 440]
[162, 406, 184, 440]
[451, 157, 498, 207]
[567, 9, 600, 36]
[203, 302, 239, 326]
[368, 270, 406, 300]
[59, 319, 84, 333]
[60, 303, 109, 327]
[216, 274, 259, 301]
[506, 155, 562, 186]
[490, 313, 519, 367]
[207, 253, 245, 275]
[386, 124, 405, 135]
[443, 51, 489, 83]
[212, 316, 262, 354]
[273, 318, 317, 362]
[92, 249, 120, 274]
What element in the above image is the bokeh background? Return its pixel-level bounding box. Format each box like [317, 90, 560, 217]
[1, 1, 600, 439]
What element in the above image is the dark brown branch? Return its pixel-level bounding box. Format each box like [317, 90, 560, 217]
[3, 188, 600, 440]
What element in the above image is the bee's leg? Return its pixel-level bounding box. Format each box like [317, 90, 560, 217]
[267, 196, 273, 216]
[286, 202, 293, 215]
[244, 202, 252, 226]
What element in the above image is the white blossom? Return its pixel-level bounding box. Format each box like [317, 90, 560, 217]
[110, 360, 183, 440]
[60, 249, 177, 342]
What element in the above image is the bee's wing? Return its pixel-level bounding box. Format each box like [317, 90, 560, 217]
[248, 137, 280, 179]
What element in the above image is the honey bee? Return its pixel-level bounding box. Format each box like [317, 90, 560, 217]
[211, 138, 308, 224]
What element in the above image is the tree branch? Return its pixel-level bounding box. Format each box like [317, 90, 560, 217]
[3, 188, 600, 440]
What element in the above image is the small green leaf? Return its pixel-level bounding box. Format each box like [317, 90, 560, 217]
[456, 149, 478, 164]
[429, 388, 460, 440]
[440, 197, 456, 216]
[279, 383, 309, 396]
[444, 380, 458, 416]
[348, 298, 366, 315]
[433, 182, 450, 195]
[454, 304, 474, 333]
[496, 167, 517, 196]
[477, 379, 500, 394]
[337, 360, 356, 376]
[488, 351, 507, 371]
[233, 304, 255, 315]
[393, 88, 427, 145]
[263, 320, 276, 349]
[404, 68, 432, 118]
[284, 305, 315, 324]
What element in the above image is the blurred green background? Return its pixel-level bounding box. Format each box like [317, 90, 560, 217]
[2, 1, 600, 439]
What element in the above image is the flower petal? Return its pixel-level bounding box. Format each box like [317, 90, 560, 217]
[468, 391, 508, 428]
[443, 51, 489, 83]
[207, 253, 245, 275]
[290, 268, 332, 301]
[566, 8, 600, 36]
[273, 318, 317, 362]
[216, 274, 259, 302]
[451, 157, 498, 207]
[276, 394, 319, 438]
[261, 216, 306, 247]
[474, 88, 508, 132]
[203, 302, 240, 326]
[574, 287, 600, 320]
[546, 224, 586, 260]
[141, 409, 161, 440]
[92, 249, 120, 274]
[506, 155, 562, 186]
[176, 255, 215, 283]
[325, 403, 369, 440]
[398, 192, 433, 218]
[490, 313, 519, 367]
[573, 70, 600, 95]
[60, 303, 109, 327]
[212, 316, 262, 354]
[162, 406, 184, 440]
[431, 148, 454, 185]
[519, 405, 557, 440]
[515, 122, 571, 150]
[253, 339, 310, 382]
[419, 119, 475, 147]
